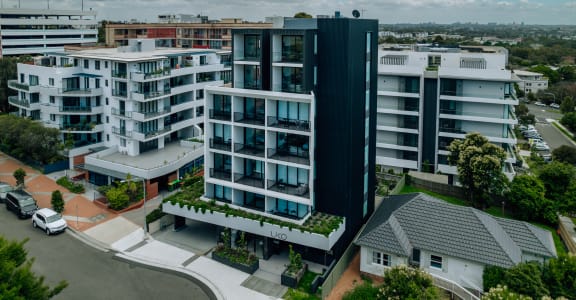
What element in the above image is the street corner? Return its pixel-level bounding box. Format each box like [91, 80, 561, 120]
[25, 175, 69, 194]
[63, 195, 117, 231]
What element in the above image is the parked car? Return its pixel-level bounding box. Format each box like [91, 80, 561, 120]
[535, 101, 546, 106]
[32, 208, 67, 235]
[533, 142, 550, 151]
[524, 132, 541, 139]
[550, 103, 560, 109]
[5, 190, 38, 218]
[0, 182, 13, 203]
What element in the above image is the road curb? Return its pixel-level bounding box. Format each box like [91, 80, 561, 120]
[547, 119, 576, 148]
[115, 252, 224, 300]
[66, 227, 112, 253]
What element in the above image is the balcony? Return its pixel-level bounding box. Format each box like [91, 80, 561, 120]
[439, 108, 517, 124]
[268, 147, 310, 165]
[235, 80, 261, 90]
[209, 109, 232, 122]
[134, 126, 172, 140]
[59, 106, 101, 113]
[281, 83, 305, 94]
[268, 116, 310, 132]
[111, 126, 132, 138]
[61, 123, 103, 132]
[8, 80, 33, 91]
[267, 180, 309, 198]
[57, 88, 103, 97]
[132, 108, 171, 122]
[131, 68, 171, 81]
[131, 89, 172, 101]
[234, 143, 265, 158]
[112, 71, 128, 79]
[112, 89, 128, 98]
[209, 168, 232, 181]
[209, 138, 232, 152]
[273, 50, 303, 64]
[440, 90, 518, 104]
[234, 112, 265, 126]
[234, 172, 265, 189]
[8, 96, 31, 108]
[111, 108, 132, 118]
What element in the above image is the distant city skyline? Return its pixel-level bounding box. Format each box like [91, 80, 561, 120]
[2, 0, 575, 25]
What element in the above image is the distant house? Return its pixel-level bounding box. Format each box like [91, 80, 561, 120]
[355, 193, 557, 292]
[514, 70, 549, 95]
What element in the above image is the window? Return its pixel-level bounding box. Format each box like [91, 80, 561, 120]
[95, 78, 100, 88]
[196, 89, 204, 100]
[106, 134, 110, 142]
[106, 116, 109, 123]
[50, 114, 55, 122]
[105, 79, 108, 87]
[120, 138, 126, 147]
[105, 97, 109, 105]
[29, 75, 39, 86]
[104, 61, 108, 68]
[95, 61, 101, 70]
[430, 255, 443, 269]
[49, 78, 54, 86]
[84, 60, 89, 69]
[372, 251, 390, 266]
[49, 96, 55, 104]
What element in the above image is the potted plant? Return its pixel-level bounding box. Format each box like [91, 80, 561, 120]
[281, 245, 307, 288]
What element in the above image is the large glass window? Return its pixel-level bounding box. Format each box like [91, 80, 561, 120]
[244, 35, 260, 59]
[282, 67, 303, 93]
[243, 65, 260, 89]
[281, 35, 303, 62]
[244, 97, 265, 121]
[214, 153, 231, 171]
[214, 185, 232, 202]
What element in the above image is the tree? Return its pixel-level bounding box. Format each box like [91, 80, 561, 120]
[448, 133, 508, 209]
[529, 65, 561, 84]
[561, 112, 576, 131]
[0, 236, 68, 299]
[514, 83, 525, 98]
[506, 174, 555, 224]
[552, 145, 576, 164]
[106, 185, 129, 210]
[538, 161, 576, 201]
[293, 12, 312, 18]
[560, 95, 575, 114]
[483, 265, 506, 292]
[482, 285, 531, 300]
[13, 167, 26, 189]
[542, 255, 576, 299]
[503, 262, 549, 299]
[51, 190, 64, 214]
[527, 91, 537, 102]
[378, 265, 439, 300]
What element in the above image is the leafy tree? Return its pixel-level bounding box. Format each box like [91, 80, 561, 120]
[293, 12, 312, 18]
[527, 91, 536, 102]
[561, 112, 576, 131]
[342, 281, 379, 300]
[448, 133, 508, 209]
[0, 115, 62, 164]
[482, 285, 531, 300]
[106, 185, 129, 210]
[506, 174, 555, 224]
[13, 167, 26, 189]
[0, 236, 68, 299]
[483, 265, 506, 292]
[502, 262, 549, 299]
[552, 145, 576, 165]
[514, 83, 525, 98]
[542, 255, 576, 299]
[560, 95, 575, 114]
[558, 65, 576, 81]
[51, 190, 64, 214]
[537, 161, 576, 201]
[561, 181, 576, 216]
[378, 265, 439, 300]
[529, 65, 560, 84]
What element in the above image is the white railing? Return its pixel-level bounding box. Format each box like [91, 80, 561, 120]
[430, 273, 481, 300]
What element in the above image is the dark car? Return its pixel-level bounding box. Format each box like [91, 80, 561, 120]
[5, 190, 38, 218]
[0, 182, 13, 203]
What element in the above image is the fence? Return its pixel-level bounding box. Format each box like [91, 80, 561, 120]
[558, 216, 576, 254]
[407, 172, 466, 199]
[320, 244, 358, 299]
[431, 274, 481, 300]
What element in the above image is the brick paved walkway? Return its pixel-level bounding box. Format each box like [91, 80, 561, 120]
[0, 152, 114, 231]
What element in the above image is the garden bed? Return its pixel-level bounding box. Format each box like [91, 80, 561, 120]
[211, 248, 259, 274]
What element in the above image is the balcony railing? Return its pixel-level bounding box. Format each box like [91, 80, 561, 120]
[111, 108, 132, 118]
[234, 143, 265, 158]
[134, 89, 172, 100]
[112, 126, 132, 137]
[273, 50, 303, 63]
[281, 83, 305, 94]
[209, 109, 232, 121]
[8, 80, 29, 91]
[439, 127, 466, 134]
[59, 106, 99, 113]
[268, 116, 310, 132]
[238, 80, 261, 90]
[137, 126, 172, 138]
[267, 180, 309, 197]
[268, 147, 310, 165]
[234, 112, 265, 126]
[61, 123, 101, 131]
[209, 138, 232, 152]
[58, 88, 102, 96]
[112, 71, 128, 79]
[440, 90, 508, 100]
[210, 168, 232, 181]
[112, 89, 128, 98]
[234, 172, 265, 189]
[8, 96, 30, 107]
[136, 108, 171, 119]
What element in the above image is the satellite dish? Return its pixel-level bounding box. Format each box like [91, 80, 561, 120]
[352, 10, 360, 18]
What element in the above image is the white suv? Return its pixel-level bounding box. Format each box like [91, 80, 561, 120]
[32, 208, 68, 235]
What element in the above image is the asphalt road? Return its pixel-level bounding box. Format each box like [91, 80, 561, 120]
[525, 103, 575, 151]
[0, 207, 212, 300]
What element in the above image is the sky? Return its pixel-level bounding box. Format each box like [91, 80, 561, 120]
[3, 0, 576, 25]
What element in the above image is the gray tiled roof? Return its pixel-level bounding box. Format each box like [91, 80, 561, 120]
[355, 193, 557, 268]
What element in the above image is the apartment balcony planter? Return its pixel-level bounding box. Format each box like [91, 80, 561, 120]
[162, 199, 345, 251]
[211, 247, 259, 274]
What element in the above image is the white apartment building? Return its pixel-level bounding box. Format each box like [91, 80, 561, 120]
[377, 45, 518, 180]
[0, 8, 97, 57]
[9, 39, 230, 196]
[513, 70, 549, 95]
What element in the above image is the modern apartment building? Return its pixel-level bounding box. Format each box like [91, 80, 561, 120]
[163, 17, 378, 264]
[9, 39, 230, 198]
[514, 70, 549, 95]
[377, 45, 518, 180]
[104, 18, 272, 50]
[0, 8, 97, 57]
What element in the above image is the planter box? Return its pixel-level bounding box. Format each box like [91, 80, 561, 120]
[212, 250, 259, 274]
[281, 264, 307, 288]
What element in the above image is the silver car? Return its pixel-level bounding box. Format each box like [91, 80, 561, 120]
[0, 182, 13, 203]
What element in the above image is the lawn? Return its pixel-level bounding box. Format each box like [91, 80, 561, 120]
[399, 185, 567, 255]
[283, 270, 322, 300]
